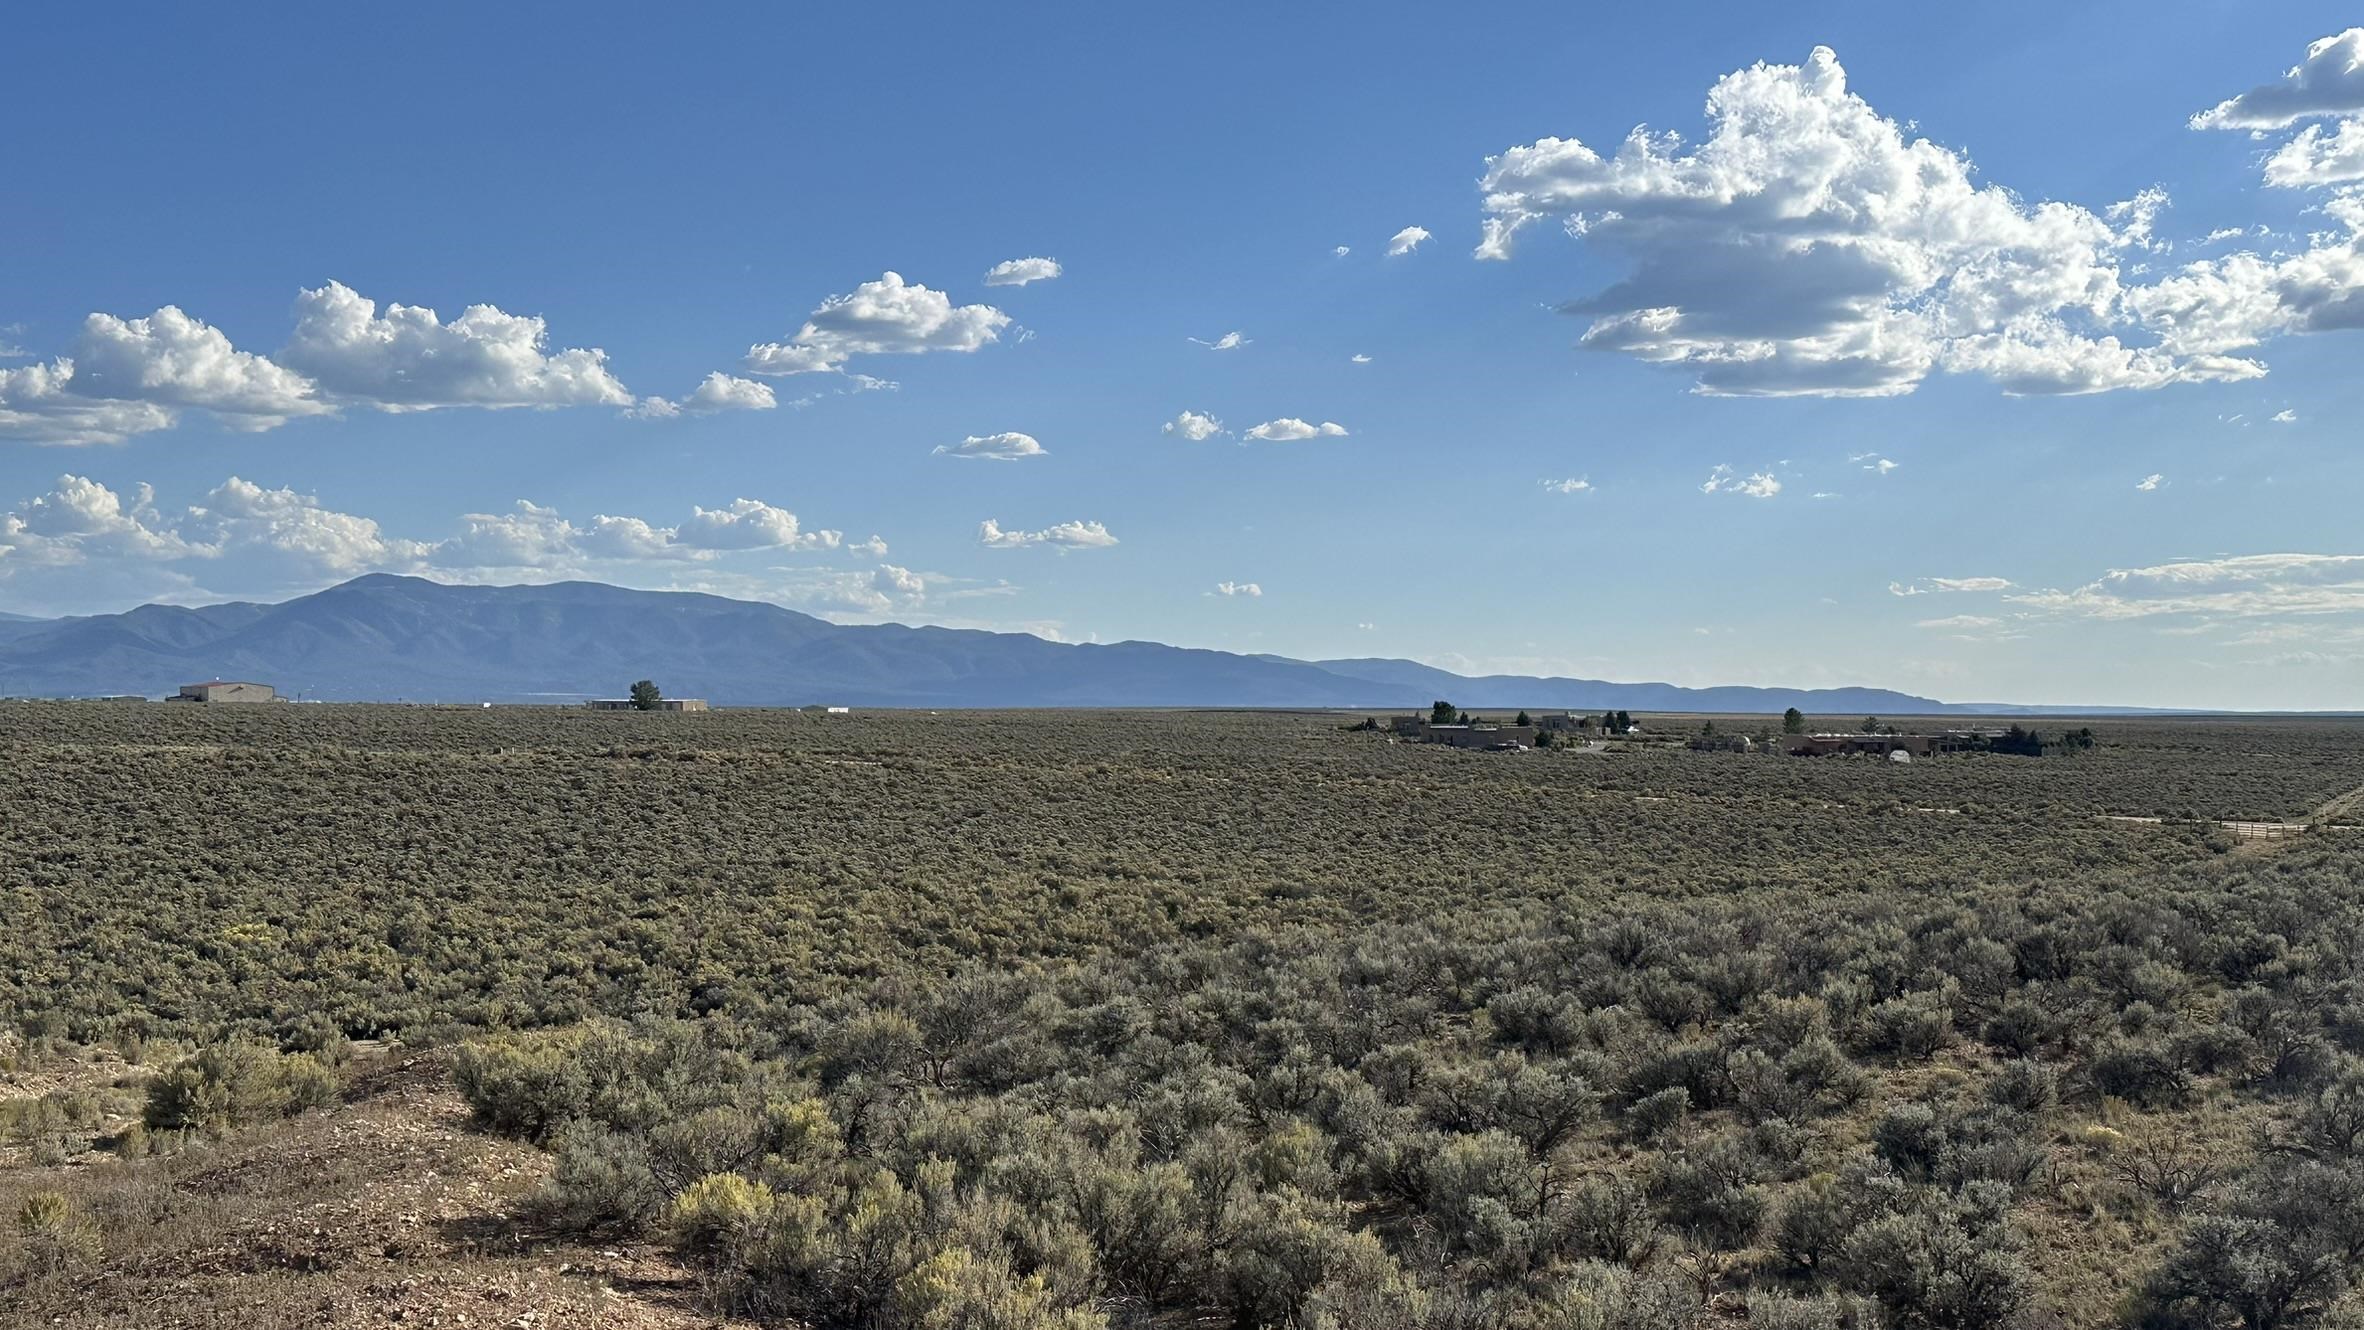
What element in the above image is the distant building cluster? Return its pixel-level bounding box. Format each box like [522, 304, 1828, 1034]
[1689, 733, 1755, 753]
[1387, 715, 1539, 750]
[1778, 731, 2002, 759]
[586, 697, 709, 712]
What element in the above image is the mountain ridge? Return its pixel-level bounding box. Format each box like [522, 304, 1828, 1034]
[0, 573, 2057, 713]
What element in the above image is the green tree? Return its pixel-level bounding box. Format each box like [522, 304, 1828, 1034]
[1783, 707, 1806, 734]
[1515, 711, 1532, 727]
[1430, 700, 1459, 726]
[1861, 716, 1881, 734]
[630, 679, 663, 711]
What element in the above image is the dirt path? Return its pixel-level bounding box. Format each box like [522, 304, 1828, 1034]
[0, 1050, 751, 1330]
[2312, 779, 2364, 827]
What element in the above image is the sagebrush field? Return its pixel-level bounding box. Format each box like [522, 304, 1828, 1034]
[6, 704, 2364, 1329]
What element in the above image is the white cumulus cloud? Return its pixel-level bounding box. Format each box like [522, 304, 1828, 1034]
[629, 372, 780, 419]
[977, 518, 1117, 550]
[2265, 119, 2364, 188]
[70, 307, 325, 428]
[1161, 410, 1226, 441]
[280, 281, 633, 410]
[745, 272, 1011, 376]
[1243, 418, 1348, 442]
[439, 496, 841, 570]
[0, 476, 884, 611]
[982, 257, 1062, 287]
[2192, 29, 2364, 130]
[1386, 226, 1432, 256]
[934, 431, 1047, 461]
[0, 360, 177, 445]
[11, 282, 643, 444]
[674, 498, 834, 551]
[2135, 473, 2165, 491]
[183, 477, 427, 576]
[1474, 46, 2275, 397]
[0, 474, 189, 566]
[683, 372, 777, 412]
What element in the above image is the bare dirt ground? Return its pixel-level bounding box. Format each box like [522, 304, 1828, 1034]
[0, 1050, 752, 1330]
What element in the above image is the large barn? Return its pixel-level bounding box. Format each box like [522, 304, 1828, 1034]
[170, 680, 277, 704]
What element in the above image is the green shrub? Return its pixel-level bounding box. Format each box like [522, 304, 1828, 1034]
[539, 1120, 665, 1232]
[2089, 1038, 2191, 1109]
[14, 1190, 101, 1273]
[1626, 1086, 1690, 1143]
[453, 1029, 592, 1143]
[1862, 991, 1954, 1061]
[894, 1244, 1107, 1330]
[668, 1171, 776, 1263]
[1832, 1181, 2029, 1330]
[1984, 1059, 2058, 1117]
[143, 1043, 339, 1133]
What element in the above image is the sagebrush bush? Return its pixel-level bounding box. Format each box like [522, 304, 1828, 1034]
[142, 1043, 336, 1133]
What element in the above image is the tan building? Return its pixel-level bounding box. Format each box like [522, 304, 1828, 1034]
[171, 680, 277, 704]
[586, 698, 709, 712]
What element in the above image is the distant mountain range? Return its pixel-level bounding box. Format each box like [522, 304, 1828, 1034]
[0, 574, 2131, 713]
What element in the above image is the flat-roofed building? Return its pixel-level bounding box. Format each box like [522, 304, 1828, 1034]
[171, 680, 277, 704]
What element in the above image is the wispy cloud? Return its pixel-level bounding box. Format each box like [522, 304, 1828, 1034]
[1700, 465, 1780, 498]
[1889, 576, 2012, 596]
[2009, 552, 2364, 621]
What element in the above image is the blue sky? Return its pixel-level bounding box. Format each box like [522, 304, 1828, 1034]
[4, 3, 2362, 707]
